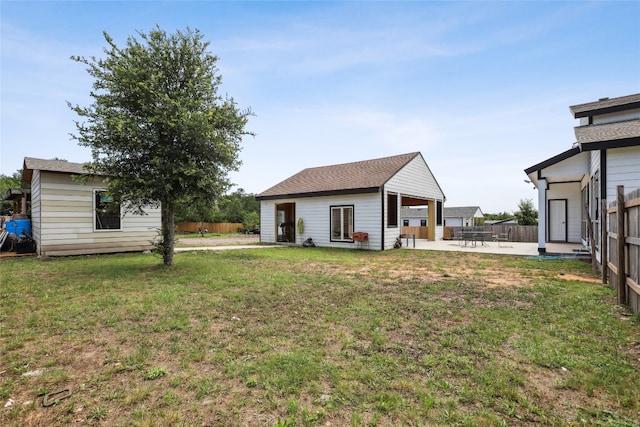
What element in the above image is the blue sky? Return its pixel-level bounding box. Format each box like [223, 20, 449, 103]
[1, 1, 639, 213]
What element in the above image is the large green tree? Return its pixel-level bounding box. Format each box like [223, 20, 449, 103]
[69, 26, 253, 266]
[0, 171, 23, 215]
[514, 198, 538, 225]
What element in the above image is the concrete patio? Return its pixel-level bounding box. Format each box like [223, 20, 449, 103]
[402, 239, 588, 258]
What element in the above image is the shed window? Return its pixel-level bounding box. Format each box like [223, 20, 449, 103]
[403, 219, 409, 227]
[420, 219, 427, 227]
[95, 190, 121, 230]
[387, 193, 398, 227]
[330, 205, 353, 242]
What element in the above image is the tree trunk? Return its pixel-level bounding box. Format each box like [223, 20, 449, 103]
[161, 202, 175, 266]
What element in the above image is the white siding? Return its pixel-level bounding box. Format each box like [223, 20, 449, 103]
[606, 146, 640, 202]
[546, 182, 582, 243]
[445, 218, 462, 227]
[545, 151, 589, 177]
[592, 108, 640, 125]
[259, 201, 277, 243]
[36, 171, 161, 256]
[31, 170, 42, 248]
[385, 155, 445, 200]
[261, 193, 382, 249]
[384, 155, 445, 245]
[298, 193, 380, 249]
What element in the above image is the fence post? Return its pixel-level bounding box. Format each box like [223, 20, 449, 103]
[616, 185, 626, 305]
[601, 199, 608, 284]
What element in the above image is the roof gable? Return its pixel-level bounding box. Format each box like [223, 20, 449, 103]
[22, 157, 90, 184]
[256, 152, 421, 200]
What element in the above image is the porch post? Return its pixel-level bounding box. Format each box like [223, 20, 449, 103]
[537, 178, 547, 253]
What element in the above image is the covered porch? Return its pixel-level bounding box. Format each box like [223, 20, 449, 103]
[525, 148, 590, 253]
[400, 195, 439, 241]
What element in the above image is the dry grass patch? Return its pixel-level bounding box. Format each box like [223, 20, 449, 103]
[1, 247, 639, 426]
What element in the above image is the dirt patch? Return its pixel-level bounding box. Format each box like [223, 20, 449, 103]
[556, 273, 602, 283]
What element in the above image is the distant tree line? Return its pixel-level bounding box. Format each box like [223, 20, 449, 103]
[0, 172, 23, 216]
[483, 198, 538, 226]
[175, 188, 259, 229]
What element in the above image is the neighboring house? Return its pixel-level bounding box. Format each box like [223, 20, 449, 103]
[255, 152, 446, 250]
[443, 206, 484, 227]
[21, 157, 161, 256]
[401, 207, 428, 227]
[525, 93, 640, 261]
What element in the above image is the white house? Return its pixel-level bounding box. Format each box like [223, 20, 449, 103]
[22, 157, 161, 256]
[525, 93, 640, 261]
[401, 207, 428, 227]
[443, 206, 484, 227]
[256, 152, 446, 250]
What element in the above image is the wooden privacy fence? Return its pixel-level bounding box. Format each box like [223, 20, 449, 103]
[401, 226, 430, 239]
[444, 225, 538, 242]
[606, 185, 640, 314]
[175, 222, 243, 233]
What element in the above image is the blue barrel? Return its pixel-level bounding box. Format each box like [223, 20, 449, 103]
[5, 219, 31, 236]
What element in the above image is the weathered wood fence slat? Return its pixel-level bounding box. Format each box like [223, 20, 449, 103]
[606, 185, 640, 314]
[175, 222, 243, 233]
[401, 226, 430, 239]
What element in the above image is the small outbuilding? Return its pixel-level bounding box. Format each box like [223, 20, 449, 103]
[255, 152, 446, 250]
[21, 157, 161, 256]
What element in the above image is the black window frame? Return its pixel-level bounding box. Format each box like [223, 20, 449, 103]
[387, 193, 398, 228]
[330, 205, 354, 242]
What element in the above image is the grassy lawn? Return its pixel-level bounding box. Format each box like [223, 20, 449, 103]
[1, 247, 639, 426]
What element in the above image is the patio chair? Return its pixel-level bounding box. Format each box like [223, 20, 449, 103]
[497, 228, 511, 248]
[452, 229, 464, 246]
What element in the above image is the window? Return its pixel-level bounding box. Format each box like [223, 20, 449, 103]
[330, 205, 353, 242]
[403, 219, 409, 227]
[420, 219, 427, 227]
[387, 193, 398, 227]
[94, 190, 121, 230]
[436, 201, 443, 225]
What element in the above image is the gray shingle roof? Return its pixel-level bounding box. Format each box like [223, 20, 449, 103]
[22, 157, 91, 183]
[575, 119, 640, 145]
[444, 206, 483, 218]
[256, 152, 421, 200]
[570, 93, 640, 118]
[401, 207, 428, 219]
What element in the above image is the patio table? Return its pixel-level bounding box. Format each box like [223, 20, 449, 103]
[462, 230, 492, 247]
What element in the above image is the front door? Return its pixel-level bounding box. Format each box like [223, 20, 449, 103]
[276, 203, 296, 242]
[548, 199, 567, 242]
